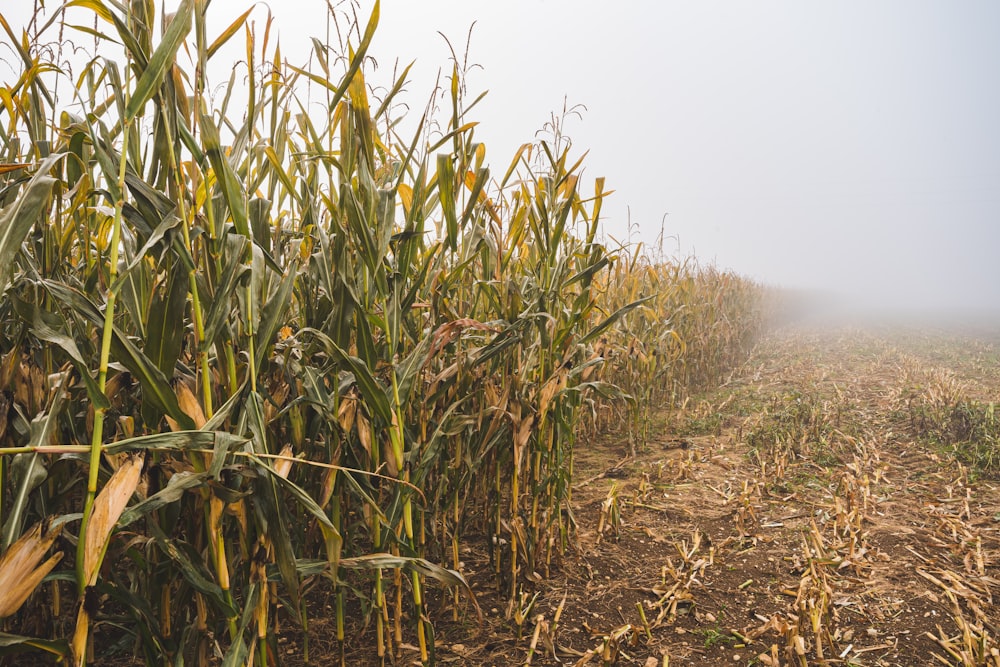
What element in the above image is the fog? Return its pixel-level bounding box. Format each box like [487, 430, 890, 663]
[5, 1, 999, 318]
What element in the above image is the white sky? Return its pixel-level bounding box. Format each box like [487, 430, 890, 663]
[4, 1, 999, 312]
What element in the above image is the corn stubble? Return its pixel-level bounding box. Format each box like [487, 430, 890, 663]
[0, 1, 764, 664]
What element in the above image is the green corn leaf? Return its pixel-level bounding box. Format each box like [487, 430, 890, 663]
[118, 471, 211, 528]
[221, 634, 250, 667]
[299, 328, 392, 424]
[0, 153, 61, 295]
[244, 390, 268, 454]
[437, 154, 458, 251]
[144, 263, 188, 377]
[394, 334, 434, 408]
[251, 458, 302, 615]
[580, 295, 655, 345]
[103, 430, 249, 456]
[254, 260, 299, 371]
[460, 167, 489, 229]
[337, 553, 481, 622]
[0, 632, 68, 658]
[563, 255, 611, 289]
[99, 583, 169, 663]
[201, 111, 249, 238]
[147, 523, 235, 618]
[40, 280, 194, 429]
[202, 379, 249, 433]
[203, 233, 250, 347]
[0, 454, 47, 550]
[341, 187, 380, 275]
[108, 9, 149, 71]
[124, 0, 193, 120]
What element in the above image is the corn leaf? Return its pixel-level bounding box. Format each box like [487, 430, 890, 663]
[0, 520, 62, 617]
[339, 553, 481, 622]
[118, 471, 211, 528]
[206, 7, 254, 59]
[580, 295, 655, 345]
[124, 0, 193, 120]
[0, 631, 68, 658]
[254, 260, 299, 370]
[201, 111, 249, 238]
[11, 297, 109, 410]
[0, 154, 60, 295]
[40, 280, 194, 430]
[82, 455, 144, 586]
[103, 430, 249, 456]
[300, 328, 392, 423]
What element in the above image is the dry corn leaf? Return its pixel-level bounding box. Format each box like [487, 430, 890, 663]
[0, 520, 64, 618]
[82, 454, 144, 586]
[356, 411, 372, 457]
[165, 380, 206, 431]
[337, 392, 357, 433]
[71, 598, 90, 666]
[0, 163, 31, 175]
[273, 444, 295, 479]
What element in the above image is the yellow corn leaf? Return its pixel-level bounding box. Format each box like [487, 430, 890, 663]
[71, 600, 89, 666]
[0, 520, 64, 618]
[209, 493, 225, 539]
[206, 7, 254, 59]
[463, 169, 478, 191]
[170, 64, 189, 121]
[398, 183, 413, 217]
[64, 0, 115, 24]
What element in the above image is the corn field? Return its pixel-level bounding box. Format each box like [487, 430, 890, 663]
[0, 2, 766, 664]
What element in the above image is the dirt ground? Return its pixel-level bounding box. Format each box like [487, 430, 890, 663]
[296, 324, 1000, 666]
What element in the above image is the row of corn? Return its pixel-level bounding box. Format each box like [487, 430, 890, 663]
[0, 1, 766, 664]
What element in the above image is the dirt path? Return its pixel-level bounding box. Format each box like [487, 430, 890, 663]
[436, 326, 1000, 666]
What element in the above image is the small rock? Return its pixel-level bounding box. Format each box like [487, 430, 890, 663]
[705, 612, 716, 622]
[733, 654, 742, 661]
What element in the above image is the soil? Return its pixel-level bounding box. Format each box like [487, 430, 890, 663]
[309, 324, 1000, 667]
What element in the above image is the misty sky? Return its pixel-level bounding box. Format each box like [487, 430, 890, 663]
[5, 2, 999, 311]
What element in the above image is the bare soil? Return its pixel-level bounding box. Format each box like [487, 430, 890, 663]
[278, 325, 1000, 665]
